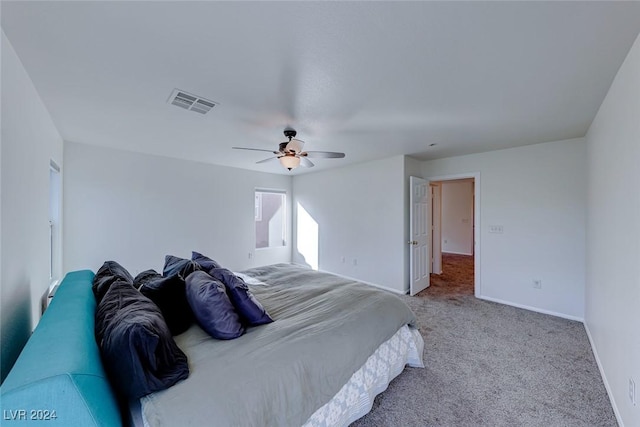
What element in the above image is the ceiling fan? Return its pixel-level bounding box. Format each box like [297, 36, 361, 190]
[233, 128, 345, 171]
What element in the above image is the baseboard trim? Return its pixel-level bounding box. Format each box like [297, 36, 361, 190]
[317, 269, 407, 295]
[584, 323, 624, 427]
[477, 295, 584, 322]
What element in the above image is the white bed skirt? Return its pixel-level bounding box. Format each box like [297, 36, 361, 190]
[302, 325, 424, 427]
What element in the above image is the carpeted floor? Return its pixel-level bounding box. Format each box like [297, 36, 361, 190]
[351, 292, 617, 426]
[420, 253, 474, 297]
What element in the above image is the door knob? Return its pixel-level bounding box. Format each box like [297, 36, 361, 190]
[407, 240, 418, 245]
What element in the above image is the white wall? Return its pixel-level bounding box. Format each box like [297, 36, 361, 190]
[293, 156, 406, 293]
[1, 31, 64, 381]
[441, 180, 474, 255]
[63, 142, 292, 275]
[585, 33, 640, 427]
[422, 138, 586, 320]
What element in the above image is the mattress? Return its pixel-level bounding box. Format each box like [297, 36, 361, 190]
[139, 264, 424, 427]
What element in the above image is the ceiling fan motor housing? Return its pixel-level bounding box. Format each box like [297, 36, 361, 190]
[283, 128, 297, 139]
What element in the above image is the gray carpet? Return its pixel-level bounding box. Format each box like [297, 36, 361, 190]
[351, 294, 617, 427]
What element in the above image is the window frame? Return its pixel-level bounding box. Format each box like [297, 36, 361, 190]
[254, 189, 287, 250]
[48, 160, 62, 284]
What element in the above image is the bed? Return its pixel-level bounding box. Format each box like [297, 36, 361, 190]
[139, 263, 424, 427]
[0, 263, 423, 427]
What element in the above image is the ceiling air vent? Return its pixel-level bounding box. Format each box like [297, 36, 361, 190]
[168, 89, 218, 114]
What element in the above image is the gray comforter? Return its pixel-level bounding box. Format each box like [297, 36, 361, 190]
[141, 263, 416, 427]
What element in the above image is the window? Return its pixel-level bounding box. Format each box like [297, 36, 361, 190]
[49, 160, 61, 281]
[255, 190, 286, 249]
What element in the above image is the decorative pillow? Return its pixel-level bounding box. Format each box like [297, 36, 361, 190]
[207, 268, 273, 326]
[191, 251, 222, 272]
[95, 280, 189, 399]
[92, 260, 134, 303]
[185, 271, 244, 340]
[163, 255, 201, 278]
[136, 271, 194, 336]
[133, 269, 160, 290]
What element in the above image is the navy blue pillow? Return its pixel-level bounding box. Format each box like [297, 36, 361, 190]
[185, 271, 244, 340]
[95, 280, 189, 399]
[92, 260, 134, 304]
[207, 268, 273, 326]
[163, 255, 201, 278]
[191, 251, 222, 272]
[135, 270, 194, 336]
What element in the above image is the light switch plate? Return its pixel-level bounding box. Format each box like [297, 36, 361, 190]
[489, 225, 504, 234]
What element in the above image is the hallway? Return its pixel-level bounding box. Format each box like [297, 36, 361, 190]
[418, 253, 474, 297]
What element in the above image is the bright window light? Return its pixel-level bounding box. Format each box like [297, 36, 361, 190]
[296, 202, 319, 270]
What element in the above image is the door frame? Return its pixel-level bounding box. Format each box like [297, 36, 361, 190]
[429, 182, 442, 274]
[427, 172, 481, 298]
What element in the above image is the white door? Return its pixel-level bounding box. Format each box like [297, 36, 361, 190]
[430, 182, 443, 274]
[409, 176, 430, 295]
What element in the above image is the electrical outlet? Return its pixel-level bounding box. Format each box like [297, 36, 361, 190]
[533, 279, 542, 289]
[248, 252, 253, 260]
[341, 256, 346, 264]
[630, 378, 636, 406]
[352, 258, 358, 266]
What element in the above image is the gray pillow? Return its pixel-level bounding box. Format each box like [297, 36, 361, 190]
[92, 260, 134, 304]
[95, 280, 189, 399]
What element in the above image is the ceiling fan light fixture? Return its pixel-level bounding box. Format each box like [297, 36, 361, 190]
[279, 155, 300, 171]
[285, 138, 304, 153]
[234, 127, 344, 170]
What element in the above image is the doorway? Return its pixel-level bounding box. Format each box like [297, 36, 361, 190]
[421, 175, 478, 297]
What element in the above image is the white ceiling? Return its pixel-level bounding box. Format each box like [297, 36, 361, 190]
[2, 1, 640, 175]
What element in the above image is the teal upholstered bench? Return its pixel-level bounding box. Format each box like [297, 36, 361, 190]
[0, 270, 122, 426]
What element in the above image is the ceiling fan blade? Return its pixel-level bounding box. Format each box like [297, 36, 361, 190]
[233, 147, 278, 154]
[256, 156, 280, 164]
[300, 157, 315, 168]
[303, 151, 345, 159]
